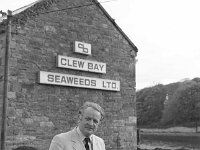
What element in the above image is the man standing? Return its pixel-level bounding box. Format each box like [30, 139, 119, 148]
[49, 101, 106, 150]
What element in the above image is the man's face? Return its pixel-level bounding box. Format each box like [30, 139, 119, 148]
[78, 107, 101, 137]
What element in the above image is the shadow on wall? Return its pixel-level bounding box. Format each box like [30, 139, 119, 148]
[13, 146, 37, 150]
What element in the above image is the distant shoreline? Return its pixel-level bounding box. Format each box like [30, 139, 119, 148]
[140, 126, 200, 133]
[140, 131, 200, 137]
[138, 127, 200, 150]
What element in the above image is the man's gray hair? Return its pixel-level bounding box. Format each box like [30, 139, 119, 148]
[79, 101, 105, 120]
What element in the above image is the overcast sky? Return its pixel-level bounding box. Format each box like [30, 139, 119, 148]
[1, 0, 200, 89]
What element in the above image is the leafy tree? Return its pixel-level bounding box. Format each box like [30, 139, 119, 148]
[162, 81, 200, 129]
[161, 81, 192, 124]
[137, 84, 166, 127]
[192, 77, 200, 83]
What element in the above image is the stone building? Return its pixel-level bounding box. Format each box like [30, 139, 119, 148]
[0, 0, 138, 150]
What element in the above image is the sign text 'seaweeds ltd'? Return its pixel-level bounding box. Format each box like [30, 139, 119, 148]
[38, 71, 120, 91]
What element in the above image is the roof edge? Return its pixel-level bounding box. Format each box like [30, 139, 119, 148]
[92, 0, 138, 53]
[0, 0, 56, 26]
[0, 0, 138, 53]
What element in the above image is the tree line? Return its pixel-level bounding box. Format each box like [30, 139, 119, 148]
[136, 77, 200, 130]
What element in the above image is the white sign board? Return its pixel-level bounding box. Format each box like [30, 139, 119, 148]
[38, 71, 120, 91]
[57, 55, 106, 74]
[74, 41, 91, 55]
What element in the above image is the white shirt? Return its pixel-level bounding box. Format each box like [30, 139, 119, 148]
[76, 127, 93, 150]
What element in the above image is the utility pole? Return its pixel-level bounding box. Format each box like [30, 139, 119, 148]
[0, 10, 12, 150]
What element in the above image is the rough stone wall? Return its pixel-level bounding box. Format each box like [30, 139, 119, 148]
[0, 0, 137, 150]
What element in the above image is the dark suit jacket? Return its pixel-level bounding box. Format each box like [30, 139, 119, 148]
[49, 128, 106, 150]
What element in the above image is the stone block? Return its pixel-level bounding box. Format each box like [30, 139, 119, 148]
[44, 25, 56, 33]
[16, 109, 23, 117]
[23, 118, 34, 125]
[8, 92, 16, 99]
[7, 107, 16, 117]
[40, 121, 54, 127]
[33, 116, 49, 122]
[113, 120, 125, 127]
[128, 116, 137, 124]
[10, 41, 16, 49]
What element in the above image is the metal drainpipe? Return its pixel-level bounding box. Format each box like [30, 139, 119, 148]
[1, 10, 12, 150]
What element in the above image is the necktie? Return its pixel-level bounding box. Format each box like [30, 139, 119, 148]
[84, 137, 90, 150]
